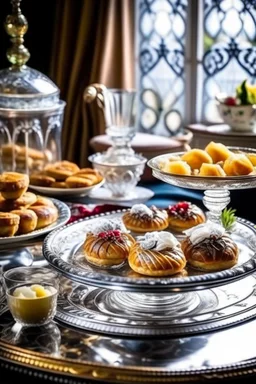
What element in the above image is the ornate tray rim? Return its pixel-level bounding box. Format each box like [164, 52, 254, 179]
[43, 210, 256, 293]
[2, 336, 256, 383]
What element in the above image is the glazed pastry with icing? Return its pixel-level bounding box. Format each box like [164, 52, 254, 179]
[128, 231, 186, 276]
[122, 204, 169, 233]
[181, 223, 239, 271]
[0, 172, 29, 200]
[167, 201, 206, 232]
[0, 212, 20, 237]
[83, 218, 135, 267]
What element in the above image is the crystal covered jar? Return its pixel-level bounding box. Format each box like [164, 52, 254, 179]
[0, 0, 65, 174]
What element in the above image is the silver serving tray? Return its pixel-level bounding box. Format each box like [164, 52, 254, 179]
[43, 210, 256, 292]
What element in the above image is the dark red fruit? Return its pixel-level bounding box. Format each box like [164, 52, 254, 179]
[224, 97, 236, 106]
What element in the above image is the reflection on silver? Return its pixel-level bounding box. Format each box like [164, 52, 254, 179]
[56, 275, 256, 336]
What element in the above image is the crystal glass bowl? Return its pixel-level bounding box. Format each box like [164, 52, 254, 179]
[88, 152, 147, 198]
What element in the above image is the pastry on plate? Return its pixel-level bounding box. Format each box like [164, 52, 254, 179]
[0, 172, 29, 200]
[181, 149, 213, 170]
[30, 195, 55, 208]
[181, 223, 239, 271]
[204, 141, 231, 163]
[122, 204, 169, 233]
[223, 154, 254, 176]
[0, 212, 20, 237]
[29, 173, 56, 187]
[167, 201, 206, 232]
[0, 191, 37, 211]
[44, 160, 80, 180]
[83, 218, 135, 267]
[65, 176, 93, 188]
[29, 205, 58, 229]
[11, 209, 38, 234]
[198, 163, 226, 177]
[128, 231, 186, 276]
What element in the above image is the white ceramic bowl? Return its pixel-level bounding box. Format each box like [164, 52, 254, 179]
[217, 101, 256, 132]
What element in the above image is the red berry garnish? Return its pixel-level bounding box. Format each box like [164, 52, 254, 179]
[224, 96, 236, 106]
[98, 230, 123, 242]
[168, 201, 191, 218]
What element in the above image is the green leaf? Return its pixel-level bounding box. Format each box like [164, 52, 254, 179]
[221, 207, 237, 230]
[236, 79, 249, 105]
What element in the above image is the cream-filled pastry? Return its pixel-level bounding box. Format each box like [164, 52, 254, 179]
[128, 231, 186, 276]
[181, 223, 239, 271]
[122, 204, 169, 233]
[167, 201, 206, 232]
[83, 218, 135, 267]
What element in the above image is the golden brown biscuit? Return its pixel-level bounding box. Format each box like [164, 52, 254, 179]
[11, 209, 38, 234]
[30, 174, 56, 187]
[19, 146, 45, 160]
[45, 161, 80, 180]
[0, 172, 29, 200]
[30, 195, 55, 208]
[50, 181, 68, 188]
[0, 212, 20, 237]
[29, 205, 58, 229]
[65, 176, 93, 188]
[1, 143, 21, 157]
[0, 191, 37, 211]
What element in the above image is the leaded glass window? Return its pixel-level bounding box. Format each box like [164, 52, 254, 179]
[201, 0, 256, 123]
[136, 0, 256, 134]
[136, 0, 188, 136]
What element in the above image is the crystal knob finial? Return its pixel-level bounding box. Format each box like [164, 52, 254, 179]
[4, 0, 30, 69]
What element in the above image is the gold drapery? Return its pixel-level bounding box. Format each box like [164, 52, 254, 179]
[50, 0, 135, 166]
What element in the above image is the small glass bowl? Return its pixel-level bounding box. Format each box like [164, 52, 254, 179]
[88, 151, 147, 198]
[3, 266, 59, 327]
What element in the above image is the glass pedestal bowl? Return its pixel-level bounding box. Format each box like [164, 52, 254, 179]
[147, 146, 256, 225]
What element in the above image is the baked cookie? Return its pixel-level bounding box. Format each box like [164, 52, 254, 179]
[0, 212, 20, 237]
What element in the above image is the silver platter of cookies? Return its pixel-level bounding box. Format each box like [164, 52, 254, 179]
[28, 160, 105, 197]
[0, 171, 70, 245]
[43, 203, 256, 293]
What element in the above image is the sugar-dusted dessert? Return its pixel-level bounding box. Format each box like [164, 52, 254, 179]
[223, 153, 254, 176]
[128, 231, 186, 276]
[181, 149, 213, 170]
[181, 223, 239, 271]
[83, 219, 135, 267]
[205, 141, 232, 163]
[167, 201, 206, 232]
[122, 204, 169, 233]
